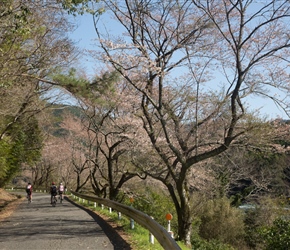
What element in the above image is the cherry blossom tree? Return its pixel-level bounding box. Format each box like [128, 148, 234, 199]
[84, 0, 290, 246]
[60, 112, 92, 192]
[74, 76, 148, 200]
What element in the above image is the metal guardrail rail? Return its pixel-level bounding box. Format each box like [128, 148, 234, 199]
[70, 191, 181, 250]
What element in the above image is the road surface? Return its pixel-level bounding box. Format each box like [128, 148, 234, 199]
[0, 192, 131, 250]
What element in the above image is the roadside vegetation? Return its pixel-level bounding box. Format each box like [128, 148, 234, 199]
[69, 189, 290, 250]
[2, 1, 290, 248]
[0, 189, 23, 221]
[69, 191, 189, 250]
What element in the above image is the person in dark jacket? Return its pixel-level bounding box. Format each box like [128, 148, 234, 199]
[50, 182, 57, 204]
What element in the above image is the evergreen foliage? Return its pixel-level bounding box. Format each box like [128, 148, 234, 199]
[0, 115, 42, 187]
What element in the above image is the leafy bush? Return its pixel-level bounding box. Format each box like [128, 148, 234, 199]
[243, 197, 290, 249]
[191, 237, 235, 250]
[195, 197, 246, 248]
[260, 218, 290, 250]
[123, 187, 177, 229]
[191, 219, 235, 250]
[129, 189, 247, 248]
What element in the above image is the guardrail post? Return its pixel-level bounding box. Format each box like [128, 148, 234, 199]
[166, 213, 174, 238]
[94, 202, 97, 208]
[109, 207, 112, 213]
[149, 232, 154, 244]
[101, 204, 104, 209]
[118, 212, 122, 220]
[149, 216, 154, 244]
[167, 223, 174, 238]
[129, 197, 135, 229]
[130, 218, 134, 229]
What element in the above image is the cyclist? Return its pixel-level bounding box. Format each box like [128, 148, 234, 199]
[26, 182, 32, 202]
[50, 182, 57, 204]
[58, 182, 64, 202]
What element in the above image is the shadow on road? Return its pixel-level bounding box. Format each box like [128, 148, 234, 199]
[65, 197, 132, 250]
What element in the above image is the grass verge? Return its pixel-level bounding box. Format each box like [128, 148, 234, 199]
[70, 195, 190, 250]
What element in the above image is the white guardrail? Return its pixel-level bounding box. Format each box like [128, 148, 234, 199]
[70, 191, 181, 250]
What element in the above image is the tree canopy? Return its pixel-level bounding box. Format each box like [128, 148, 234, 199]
[2, 0, 290, 248]
[0, 0, 78, 186]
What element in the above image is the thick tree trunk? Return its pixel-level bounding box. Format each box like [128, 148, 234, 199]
[109, 187, 119, 201]
[176, 206, 192, 247]
[168, 182, 193, 247]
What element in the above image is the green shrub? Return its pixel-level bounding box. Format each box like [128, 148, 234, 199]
[123, 187, 177, 229]
[195, 197, 245, 248]
[243, 197, 290, 249]
[191, 238, 235, 250]
[243, 208, 263, 249]
[260, 218, 290, 250]
[191, 218, 235, 250]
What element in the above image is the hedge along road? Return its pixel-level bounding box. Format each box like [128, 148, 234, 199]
[0, 192, 131, 250]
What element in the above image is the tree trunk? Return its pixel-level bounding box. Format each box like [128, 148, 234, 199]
[168, 182, 193, 247]
[176, 205, 192, 247]
[109, 187, 119, 201]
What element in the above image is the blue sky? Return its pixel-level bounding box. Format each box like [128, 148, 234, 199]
[69, 14, 98, 76]
[69, 14, 288, 120]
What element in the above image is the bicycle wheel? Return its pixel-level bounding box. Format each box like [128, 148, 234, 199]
[52, 196, 56, 207]
[27, 194, 31, 203]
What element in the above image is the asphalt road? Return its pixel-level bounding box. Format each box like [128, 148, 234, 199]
[0, 192, 131, 250]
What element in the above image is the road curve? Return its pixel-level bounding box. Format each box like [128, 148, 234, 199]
[0, 192, 131, 250]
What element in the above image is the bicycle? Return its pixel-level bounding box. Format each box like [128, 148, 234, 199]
[27, 193, 32, 203]
[59, 192, 63, 204]
[51, 195, 57, 207]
